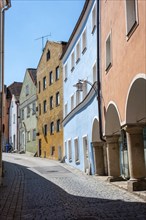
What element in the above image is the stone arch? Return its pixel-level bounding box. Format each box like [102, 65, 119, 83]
[92, 117, 100, 142]
[105, 102, 121, 136]
[125, 75, 146, 124]
[91, 117, 105, 175]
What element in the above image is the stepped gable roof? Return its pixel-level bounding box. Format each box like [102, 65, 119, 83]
[27, 68, 37, 85]
[7, 82, 23, 99]
[60, 0, 89, 60]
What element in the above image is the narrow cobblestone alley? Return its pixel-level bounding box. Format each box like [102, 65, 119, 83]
[0, 153, 146, 220]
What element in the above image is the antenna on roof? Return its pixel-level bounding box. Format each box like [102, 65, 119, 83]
[35, 33, 51, 52]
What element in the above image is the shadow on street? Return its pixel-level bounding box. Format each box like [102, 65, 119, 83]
[0, 161, 146, 220]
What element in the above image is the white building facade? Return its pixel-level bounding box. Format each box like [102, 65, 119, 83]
[62, 0, 102, 174]
[9, 95, 19, 151]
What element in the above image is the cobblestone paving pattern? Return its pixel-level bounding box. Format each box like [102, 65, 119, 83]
[0, 154, 146, 220]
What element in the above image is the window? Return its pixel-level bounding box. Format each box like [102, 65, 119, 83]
[71, 94, 74, 110]
[46, 49, 50, 61]
[126, 0, 137, 36]
[50, 122, 54, 135]
[13, 114, 15, 124]
[64, 141, 67, 158]
[49, 71, 53, 85]
[39, 103, 41, 115]
[82, 28, 87, 54]
[76, 91, 81, 106]
[38, 81, 41, 93]
[64, 103, 68, 117]
[71, 52, 75, 72]
[56, 92, 60, 106]
[43, 77, 46, 90]
[32, 129, 36, 141]
[92, 4, 96, 33]
[106, 33, 112, 71]
[50, 96, 53, 109]
[43, 100, 47, 113]
[68, 140, 72, 161]
[93, 62, 97, 82]
[26, 85, 29, 96]
[74, 138, 80, 163]
[64, 64, 68, 80]
[50, 146, 55, 156]
[21, 109, 24, 120]
[56, 66, 60, 80]
[76, 41, 80, 63]
[56, 119, 61, 132]
[82, 82, 87, 99]
[32, 102, 36, 115]
[27, 131, 31, 142]
[44, 124, 47, 136]
[27, 105, 30, 118]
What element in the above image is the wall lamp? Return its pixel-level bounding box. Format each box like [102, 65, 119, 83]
[73, 79, 98, 95]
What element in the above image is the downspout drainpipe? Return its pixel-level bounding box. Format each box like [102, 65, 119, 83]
[97, 0, 106, 142]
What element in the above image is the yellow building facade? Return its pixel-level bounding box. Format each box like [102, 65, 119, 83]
[37, 41, 66, 160]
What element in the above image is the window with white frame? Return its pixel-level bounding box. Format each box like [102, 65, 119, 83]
[106, 33, 112, 71]
[38, 81, 41, 93]
[43, 100, 47, 113]
[26, 85, 29, 96]
[13, 114, 15, 124]
[68, 140, 72, 161]
[32, 102, 36, 115]
[49, 71, 53, 85]
[50, 96, 53, 109]
[27, 131, 31, 142]
[56, 119, 61, 132]
[64, 141, 67, 158]
[32, 129, 36, 141]
[71, 94, 74, 111]
[27, 105, 30, 117]
[74, 138, 79, 163]
[82, 28, 87, 54]
[56, 66, 60, 80]
[82, 82, 88, 99]
[92, 3, 96, 33]
[50, 122, 54, 135]
[43, 76, 47, 90]
[44, 124, 47, 136]
[76, 41, 80, 63]
[76, 91, 81, 106]
[93, 62, 97, 82]
[125, 0, 137, 36]
[64, 64, 68, 80]
[56, 92, 60, 106]
[71, 51, 75, 72]
[21, 109, 24, 120]
[64, 103, 68, 117]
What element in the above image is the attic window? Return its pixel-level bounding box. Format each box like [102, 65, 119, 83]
[46, 50, 50, 61]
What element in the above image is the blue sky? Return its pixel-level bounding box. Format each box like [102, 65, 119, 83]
[4, 0, 85, 86]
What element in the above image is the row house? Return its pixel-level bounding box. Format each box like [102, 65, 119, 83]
[3, 82, 22, 152]
[99, 0, 146, 192]
[62, 0, 101, 174]
[19, 69, 37, 154]
[37, 41, 66, 160]
[8, 82, 22, 151]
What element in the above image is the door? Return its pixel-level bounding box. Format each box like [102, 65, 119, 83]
[58, 146, 62, 161]
[83, 137, 89, 173]
[39, 139, 42, 157]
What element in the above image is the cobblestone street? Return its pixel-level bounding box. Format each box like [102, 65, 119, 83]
[0, 153, 146, 220]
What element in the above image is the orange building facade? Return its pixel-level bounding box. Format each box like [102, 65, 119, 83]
[100, 0, 146, 191]
[37, 41, 66, 160]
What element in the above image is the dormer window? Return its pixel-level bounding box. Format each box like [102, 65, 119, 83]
[46, 50, 50, 61]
